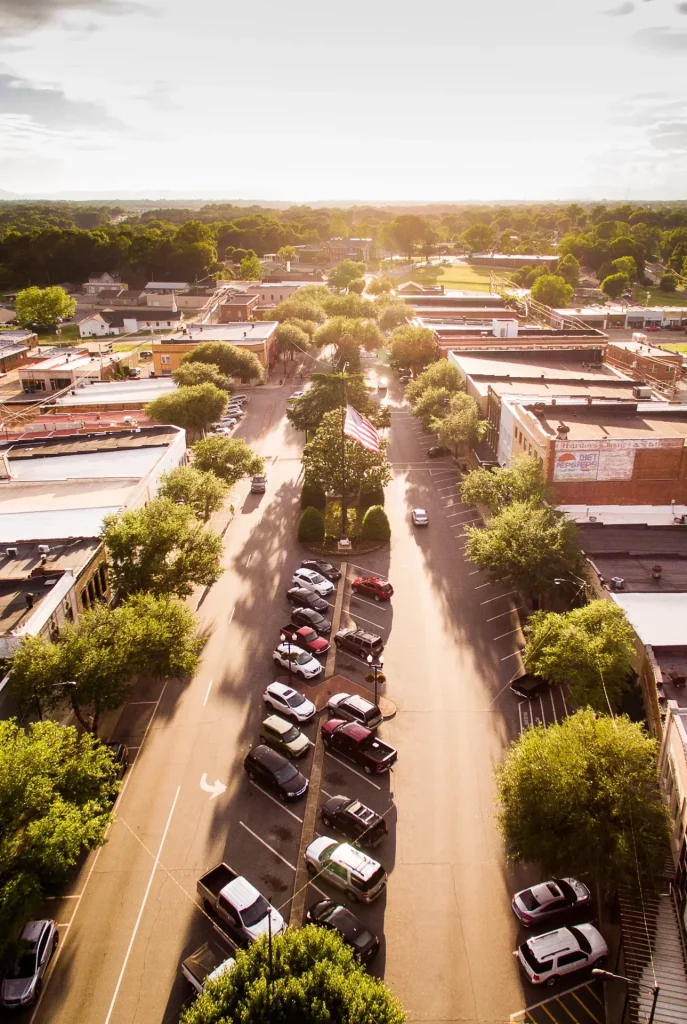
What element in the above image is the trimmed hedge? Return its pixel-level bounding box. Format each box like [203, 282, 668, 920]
[361, 504, 391, 542]
[301, 477, 326, 511]
[359, 482, 385, 510]
[298, 506, 325, 543]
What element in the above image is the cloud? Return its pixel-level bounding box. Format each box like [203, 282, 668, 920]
[0, 73, 126, 131]
[610, 96, 687, 126]
[634, 24, 687, 48]
[604, 1, 635, 14]
[136, 81, 180, 113]
[677, 2, 687, 12]
[0, 0, 144, 37]
[647, 120, 687, 149]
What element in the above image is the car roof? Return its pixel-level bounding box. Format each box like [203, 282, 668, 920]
[337, 720, 371, 741]
[263, 714, 293, 735]
[331, 843, 381, 881]
[223, 875, 261, 912]
[267, 681, 299, 699]
[248, 744, 289, 770]
[332, 692, 374, 712]
[297, 567, 317, 579]
[326, 904, 369, 939]
[528, 927, 579, 956]
[413, 508, 427, 515]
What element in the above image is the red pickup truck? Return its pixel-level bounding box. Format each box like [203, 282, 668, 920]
[280, 623, 330, 656]
[321, 720, 397, 775]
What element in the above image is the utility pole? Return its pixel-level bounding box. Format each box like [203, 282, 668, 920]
[340, 361, 348, 538]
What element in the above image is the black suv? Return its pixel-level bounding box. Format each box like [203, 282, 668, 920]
[286, 587, 329, 613]
[291, 606, 332, 635]
[321, 794, 388, 847]
[334, 628, 384, 659]
[243, 744, 309, 801]
[300, 559, 342, 582]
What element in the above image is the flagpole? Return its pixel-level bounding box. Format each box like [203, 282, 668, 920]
[340, 361, 348, 538]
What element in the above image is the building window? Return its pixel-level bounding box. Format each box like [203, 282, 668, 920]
[161, 355, 171, 365]
[81, 589, 89, 611]
[99, 564, 108, 592]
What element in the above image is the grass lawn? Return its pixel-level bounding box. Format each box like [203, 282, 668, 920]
[634, 286, 687, 306]
[396, 264, 493, 293]
[34, 324, 82, 344]
[659, 342, 687, 354]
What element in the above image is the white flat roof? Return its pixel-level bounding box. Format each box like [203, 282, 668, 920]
[561, 504, 687, 526]
[0, 507, 122, 542]
[53, 378, 176, 407]
[160, 322, 277, 344]
[9, 446, 167, 481]
[146, 281, 188, 289]
[611, 592, 687, 647]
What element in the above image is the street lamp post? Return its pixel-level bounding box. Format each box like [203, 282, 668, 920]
[366, 653, 384, 708]
[592, 969, 660, 1024]
[280, 633, 293, 690]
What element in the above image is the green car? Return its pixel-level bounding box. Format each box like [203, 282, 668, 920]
[260, 715, 311, 759]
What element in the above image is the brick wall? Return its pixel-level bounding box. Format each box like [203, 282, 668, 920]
[548, 443, 687, 505]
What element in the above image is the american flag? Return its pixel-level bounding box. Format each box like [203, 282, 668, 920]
[343, 404, 380, 453]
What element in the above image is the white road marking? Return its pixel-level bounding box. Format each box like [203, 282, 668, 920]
[350, 595, 388, 611]
[228, 604, 235, 624]
[452, 517, 482, 526]
[248, 780, 304, 822]
[347, 562, 387, 578]
[200, 774, 227, 800]
[124, 701, 158, 706]
[474, 580, 500, 590]
[468, 569, 481, 576]
[324, 752, 382, 789]
[343, 610, 388, 631]
[501, 649, 524, 661]
[239, 822, 296, 871]
[493, 627, 522, 640]
[486, 607, 523, 622]
[103, 785, 181, 1024]
[246, 553, 253, 567]
[203, 679, 213, 705]
[560, 687, 569, 716]
[549, 688, 558, 723]
[320, 789, 333, 799]
[445, 509, 476, 518]
[437, 484, 461, 492]
[480, 591, 518, 605]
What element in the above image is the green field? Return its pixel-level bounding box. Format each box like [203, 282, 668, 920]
[634, 286, 687, 307]
[660, 342, 687, 354]
[396, 264, 494, 293]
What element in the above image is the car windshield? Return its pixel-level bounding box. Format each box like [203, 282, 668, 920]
[286, 692, 306, 708]
[352, 929, 375, 949]
[7, 951, 37, 979]
[379, 583, 392, 594]
[282, 725, 300, 743]
[274, 762, 299, 784]
[569, 926, 591, 954]
[308, 572, 325, 584]
[240, 895, 270, 928]
[520, 943, 547, 972]
[301, 629, 317, 642]
[295, 653, 312, 665]
[520, 889, 540, 911]
[555, 879, 576, 902]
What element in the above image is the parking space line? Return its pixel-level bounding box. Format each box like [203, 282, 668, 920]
[570, 991, 600, 1024]
[556, 997, 582, 1024]
[475, 580, 501, 590]
[437, 484, 460, 492]
[350, 595, 388, 612]
[586, 987, 603, 1007]
[324, 752, 382, 790]
[347, 562, 387, 578]
[493, 627, 522, 640]
[239, 822, 296, 871]
[344, 611, 388, 631]
[248, 781, 304, 822]
[538, 1003, 558, 1024]
[445, 509, 476, 518]
[480, 591, 517, 605]
[502, 649, 523, 661]
[487, 607, 523, 622]
[468, 569, 481, 576]
[320, 789, 333, 799]
[203, 679, 213, 705]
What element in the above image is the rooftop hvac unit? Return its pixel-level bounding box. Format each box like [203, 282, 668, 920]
[610, 577, 625, 591]
[632, 385, 652, 399]
[5, 547, 18, 558]
[37, 544, 50, 555]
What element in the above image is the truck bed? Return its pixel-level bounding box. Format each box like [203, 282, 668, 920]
[198, 863, 239, 899]
[361, 737, 396, 764]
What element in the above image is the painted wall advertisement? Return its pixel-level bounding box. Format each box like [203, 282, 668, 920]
[553, 437, 683, 482]
[497, 401, 514, 467]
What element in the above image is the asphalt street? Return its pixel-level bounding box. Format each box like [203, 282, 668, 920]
[17, 369, 600, 1024]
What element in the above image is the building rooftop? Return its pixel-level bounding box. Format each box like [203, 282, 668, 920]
[527, 401, 687, 442]
[84, 309, 183, 327]
[0, 330, 37, 344]
[145, 281, 188, 290]
[562, 504, 687, 526]
[450, 352, 617, 379]
[159, 322, 278, 345]
[52, 378, 177, 408]
[611, 592, 687, 648]
[579, 523, 687, 593]
[23, 353, 94, 373]
[0, 425, 179, 468]
[608, 339, 682, 360]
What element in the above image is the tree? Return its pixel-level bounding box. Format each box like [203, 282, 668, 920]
[556, 253, 580, 287]
[9, 634, 71, 721]
[431, 392, 484, 453]
[530, 275, 574, 307]
[460, 456, 548, 513]
[15, 285, 76, 331]
[347, 277, 365, 294]
[329, 259, 366, 290]
[611, 255, 637, 281]
[271, 297, 327, 324]
[300, 476, 326, 511]
[600, 272, 630, 299]
[182, 342, 263, 382]
[287, 371, 389, 433]
[367, 276, 394, 295]
[659, 273, 677, 292]
[0, 720, 117, 958]
[302, 408, 391, 499]
[158, 465, 229, 521]
[388, 214, 430, 258]
[523, 600, 636, 712]
[361, 504, 391, 542]
[145, 384, 228, 436]
[411, 385, 453, 428]
[462, 223, 496, 252]
[277, 245, 296, 261]
[495, 709, 672, 890]
[315, 316, 383, 368]
[298, 506, 325, 543]
[388, 325, 437, 373]
[191, 435, 264, 486]
[359, 480, 385, 509]
[238, 253, 262, 279]
[179, 924, 406, 1024]
[115, 592, 204, 680]
[172, 362, 232, 392]
[378, 300, 410, 332]
[405, 360, 464, 403]
[681, 256, 687, 278]
[102, 498, 223, 600]
[464, 500, 581, 600]
[274, 321, 310, 361]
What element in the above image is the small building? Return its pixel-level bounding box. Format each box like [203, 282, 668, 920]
[48, 377, 177, 414]
[0, 335, 34, 373]
[219, 294, 259, 322]
[399, 291, 506, 309]
[324, 237, 375, 263]
[79, 308, 184, 337]
[18, 350, 133, 394]
[144, 281, 189, 296]
[0, 307, 16, 325]
[82, 272, 125, 295]
[154, 321, 278, 375]
[397, 281, 445, 296]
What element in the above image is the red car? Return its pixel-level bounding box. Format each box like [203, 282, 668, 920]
[280, 623, 330, 656]
[351, 576, 394, 602]
[645, 325, 661, 332]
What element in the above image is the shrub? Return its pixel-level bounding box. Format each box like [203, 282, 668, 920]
[298, 506, 325, 543]
[359, 482, 385, 510]
[361, 504, 391, 542]
[301, 477, 326, 511]
[324, 503, 358, 540]
[659, 273, 677, 292]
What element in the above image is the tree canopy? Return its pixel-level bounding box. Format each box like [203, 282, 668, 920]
[15, 285, 76, 331]
[530, 274, 574, 307]
[328, 259, 366, 290]
[556, 253, 581, 287]
[496, 709, 672, 889]
[523, 600, 636, 712]
[378, 300, 411, 332]
[158, 465, 229, 521]
[315, 316, 383, 368]
[191, 434, 264, 486]
[600, 272, 630, 299]
[388, 325, 437, 372]
[182, 341, 263, 382]
[0, 720, 117, 960]
[460, 456, 549, 512]
[102, 497, 223, 599]
[405, 359, 464, 404]
[287, 371, 390, 433]
[274, 321, 311, 361]
[238, 253, 263, 279]
[431, 392, 484, 453]
[464, 500, 581, 600]
[145, 383, 228, 435]
[302, 407, 391, 499]
[172, 361, 232, 392]
[179, 924, 406, 1024]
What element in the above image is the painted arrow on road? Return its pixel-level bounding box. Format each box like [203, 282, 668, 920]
[200, 774, 227, 800]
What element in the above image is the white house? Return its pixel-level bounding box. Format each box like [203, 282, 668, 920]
[82, 272, 125, 295]
[79, 308, 184, 337]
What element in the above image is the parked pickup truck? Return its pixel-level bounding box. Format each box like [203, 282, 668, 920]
[280, 623, 330, 656]
[197, 864, 286, 943]
[321, 720, 397, 775]
[181, 941, 235, 995]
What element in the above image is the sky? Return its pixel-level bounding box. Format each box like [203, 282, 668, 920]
[1, 0, 687, 201]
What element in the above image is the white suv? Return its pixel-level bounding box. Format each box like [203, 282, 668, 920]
[292, 568, 334, 596]
[515, 923, 607, 986]
[304, 838, 387, 903]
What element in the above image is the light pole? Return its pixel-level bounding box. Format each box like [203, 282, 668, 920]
[33, 680, 77, 722]
[280, 633, 293, 690]
[592, 968, 660, 1024]
[366, 653, 384, 708]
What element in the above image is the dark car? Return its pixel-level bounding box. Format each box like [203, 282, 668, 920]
[291, 606, 332, 636]
[427, 446, 450, 458]
[509, 672, 547, 699]
[306, 900, 379, 963]
[351, 577, 393, 602]
[286, 587, 329, 613]
[105, 741, 129, 779]
[301, 559, 342, 582]
[334, 627, 384, 659]
[321, 794, 388, 847]
[243, 744, 309, 801]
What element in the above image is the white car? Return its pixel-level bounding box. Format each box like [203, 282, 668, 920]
[272, 643, 323, 680]
[292, 567, 334, 596]
[290, 390, 306, 400]
[0, 920, 58, 1007]
[411, 508, 429, 526]
[181, 942, 235, 995]
[515, 923, 607, 986]
[304, 838, 387, 903]
[263, 681, 316, 722]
